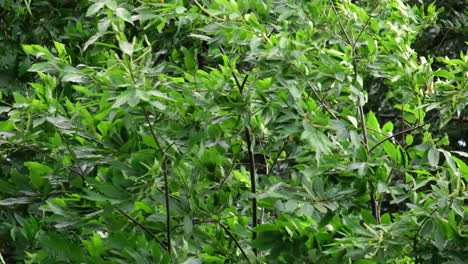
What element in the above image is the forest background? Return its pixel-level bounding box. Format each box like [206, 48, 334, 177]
[0, 0, 467, 263]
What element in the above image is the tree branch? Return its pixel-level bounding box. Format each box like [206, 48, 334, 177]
[369, 124, 426, 154]
[142, 107, 172, 254]
[305, 79, 339, 120]
[217, 221, 249, 261]
[245, 127, 258, 254]
[117, 208, 168, 251]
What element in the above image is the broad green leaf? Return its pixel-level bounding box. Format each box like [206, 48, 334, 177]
[135, 201, 153, 213]
[366, 111, 380, 132]
[116, 7, 133, 24]
[86, 2, 105, 17]
[119, 41, 134, 56]
[183, 215, 193, 234]
[24, 162, 53, 189]
[428, 147, 439, 167]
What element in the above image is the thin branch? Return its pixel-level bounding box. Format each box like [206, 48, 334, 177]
[329, 1, 368, 152]
[329, 1, 354, 46]
[359, 106, 369, 151]
[354, 15, 373, 48]
[57, 131, 86, 183]
[222, 46, 257, 255]
[368, 182, 380, 224]
[217, 152, 240, 189]
[162, 158, 172, 254]
[117, 208, 168, 251]
[240, 74, 249, 94]
[219, 47, 244, 94]
[142, 106, 171, 254]
[412, 207, 438, 264]
[369, 124, 426, 154]
[142, 107, 165, 154]
[330, 1, 378, 223]
[245, 127, 258, 254]
[217, 222, 250, 261]
[378, 113, 468, 122]
[266, 142, 286, 178]
[305, 79, 339, 120]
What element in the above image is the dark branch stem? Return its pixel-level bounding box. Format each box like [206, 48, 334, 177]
[117, 208, 168, 250]
[142, 106, 171, 254]
[142, 107, 165, 154]
[412, 207, 438, 263]
[217, 222, 250, 261]
[245, 127, 258, 254]
[330, 0, 378, 223]
[222, 45, 257, 255]
[219, 47, 245, 94]
[266, 142, 286, 178]
[369, 124, 425, 154]
[217, 152, 240, 189]
[162, 158, 172, 254]
[57, 131, 86, 183]
[359, 105, 369, 151]
[330, 1, 354, 46]
[305, 80, 339, 120]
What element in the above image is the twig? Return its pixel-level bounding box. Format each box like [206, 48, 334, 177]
[217, 222, 250, 261]
[218, 47, 247, 94]
[117, 208, 168, 250]
[359, 106, 369, 151]
[329, 1, 354, 46]
[330, 0, 376, 223]
[162, 158, 172, 254]
[304, 79, 339, 120]
[142, 107, 172, 254]
[378, 113, 468, 122]
[329, 1, 369, 150]
[217, 152, 240, 189]
[245, 127, 258, 254]
[57, 131, 87, 183]
[142, 107, 165, 154]
[368, 124, 426, 154]
[266, 142, 287, 178]
[223, 45, 258, 255]
[412, 207, 438, 264]
[354, 15, 373, 47]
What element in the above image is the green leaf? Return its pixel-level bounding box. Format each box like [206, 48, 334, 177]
[183, 216, 193, 234]
[135, 201, 153, 213]
[119, 41, 134, 56]
[112, 90, 131, 108]
[62, 73, 86, 83]
[84, 33, 102, 51]
[86, 2, 105, 17]
[0, 197, 33, 206]
[366, 111, 380, 132]
[428, 147, 439, 167]
[116, 7, 133, 24]
[347, 115, 358, 128]
[24, 162, 53, 189]
[452, 156, 468, 180]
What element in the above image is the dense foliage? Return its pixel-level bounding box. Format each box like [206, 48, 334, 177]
[1, 0, 467, 263]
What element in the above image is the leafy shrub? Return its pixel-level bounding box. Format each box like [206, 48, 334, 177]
[1, 0, 467, 263]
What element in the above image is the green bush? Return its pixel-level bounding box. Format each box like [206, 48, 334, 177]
[1, 0, 467, 263]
